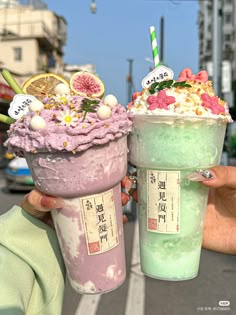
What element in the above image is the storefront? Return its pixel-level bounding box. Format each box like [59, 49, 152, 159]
[0, 82, 14, 167]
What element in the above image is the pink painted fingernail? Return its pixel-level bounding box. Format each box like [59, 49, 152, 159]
[187, 169, 215, 182]
[125, 175, 137, 192]
[41, 196, 64, 209]
[53, 198, 65, 208]
[125, 179, 133, 192]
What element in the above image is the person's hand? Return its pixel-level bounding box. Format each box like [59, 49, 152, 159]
[121, 175, 138, 203]
[121, 174, 138, 224]
[20, 176, 138, 226]
[19, 190, 64, 227]
[189, 166, 236, 254]
[123, 166, 236, 254]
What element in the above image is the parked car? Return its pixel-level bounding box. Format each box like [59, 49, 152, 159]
[4, 157, 34, 191]
[0, 148, 12, 169]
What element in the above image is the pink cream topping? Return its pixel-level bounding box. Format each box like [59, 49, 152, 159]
[201, 93, 225, 115]
[147, 90, 176, 110]
[178, 67, 208, 83]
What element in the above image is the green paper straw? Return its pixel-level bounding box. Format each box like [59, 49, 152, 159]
[1, 69, 24, 94]
[150, 26, 160, 68]
[0, 114, 15, 125]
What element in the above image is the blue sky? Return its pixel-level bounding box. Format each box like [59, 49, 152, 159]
[45, 0, 199, 106]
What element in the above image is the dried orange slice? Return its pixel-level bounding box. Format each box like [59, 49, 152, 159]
[22, 73, 69, 100]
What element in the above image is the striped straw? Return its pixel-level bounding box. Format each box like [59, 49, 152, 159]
[150, 26, 160, 68]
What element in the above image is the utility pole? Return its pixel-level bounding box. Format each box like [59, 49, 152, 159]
[212, 0, 223, 98]
[127, 58, 134, 103]
[160, 16, 164, 64]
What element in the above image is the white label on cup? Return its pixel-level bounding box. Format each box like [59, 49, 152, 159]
[147, 170, 180, 234]
[80, 188, 119, 255]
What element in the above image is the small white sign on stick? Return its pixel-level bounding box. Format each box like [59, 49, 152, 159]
[142, 65, 174, 89]
[8, 94, 37, 120]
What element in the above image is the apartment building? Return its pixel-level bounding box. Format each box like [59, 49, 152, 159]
[0, 0, 67, 86]
[198, 0, 236, 101]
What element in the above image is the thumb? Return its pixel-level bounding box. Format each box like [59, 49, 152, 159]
[20, 189, 64, 217]
[188, 166, 236, 189]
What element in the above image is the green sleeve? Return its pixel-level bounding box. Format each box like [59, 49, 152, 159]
[0, 206, 66, 315]
[0, 245, 33, 314]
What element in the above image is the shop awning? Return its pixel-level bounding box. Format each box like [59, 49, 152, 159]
[0, 82, 15, 101]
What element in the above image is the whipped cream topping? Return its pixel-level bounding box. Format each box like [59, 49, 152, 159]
[128, 68, 232, 122]
[6, 94, 132, 155]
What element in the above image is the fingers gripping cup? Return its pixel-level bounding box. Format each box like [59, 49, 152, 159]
[4, 71, 132, 294]
[128, 67, 232, 281]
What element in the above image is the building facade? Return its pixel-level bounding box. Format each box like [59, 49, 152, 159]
[198, 0, 236, 105]
[0, 0, 67, 86]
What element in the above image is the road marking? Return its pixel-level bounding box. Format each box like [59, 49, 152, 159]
[75, 294, 101, 315]
[125, 220, 145, 315]
[0, 179, 5, 188]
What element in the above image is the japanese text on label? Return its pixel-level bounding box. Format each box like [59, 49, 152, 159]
[147, 170, 180, 234]
[80, 189, 119, 255]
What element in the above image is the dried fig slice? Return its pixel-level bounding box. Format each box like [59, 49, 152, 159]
[70, 71, 105, 98]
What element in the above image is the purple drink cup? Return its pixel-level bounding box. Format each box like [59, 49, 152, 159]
[25, 136, 127, 294]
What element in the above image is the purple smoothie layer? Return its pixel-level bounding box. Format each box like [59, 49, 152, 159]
[52, 184, 126, 294]
[5, 101, 131, 155]
[25, 136, 128, 197]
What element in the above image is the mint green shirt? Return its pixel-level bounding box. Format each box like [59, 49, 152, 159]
[0, 206, 66, 314]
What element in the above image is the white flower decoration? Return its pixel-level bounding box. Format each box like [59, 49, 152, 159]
[56, 109, 78, 127]
[54, 94, 71, 105]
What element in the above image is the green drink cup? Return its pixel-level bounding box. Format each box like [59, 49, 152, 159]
[128, 114, 227, 280]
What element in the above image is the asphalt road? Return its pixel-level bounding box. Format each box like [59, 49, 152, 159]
[1, 174, 236, 315]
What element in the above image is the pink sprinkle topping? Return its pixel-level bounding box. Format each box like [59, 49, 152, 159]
[127, 102, 133, 110]
[147, 90, 176, 110]
[201, 93, 225, 114]
[132, 92, 142, 101]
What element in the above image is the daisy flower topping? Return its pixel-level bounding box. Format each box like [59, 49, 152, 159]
[56, 109, 79, 127]
[54, 94, 71, 105]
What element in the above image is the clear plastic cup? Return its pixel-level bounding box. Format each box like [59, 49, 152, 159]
[25, 136, 128, 293]
[128, 115, 227, 280]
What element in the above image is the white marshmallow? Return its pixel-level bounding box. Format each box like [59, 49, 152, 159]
[29, 99, 44, 112]
[54, 83, 70, 95]
[97, 105, 112, 120]
[30, 115, 46, 130]
[103, 94, 118, 108]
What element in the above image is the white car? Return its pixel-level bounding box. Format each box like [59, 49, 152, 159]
[4, 157, 34, 191]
